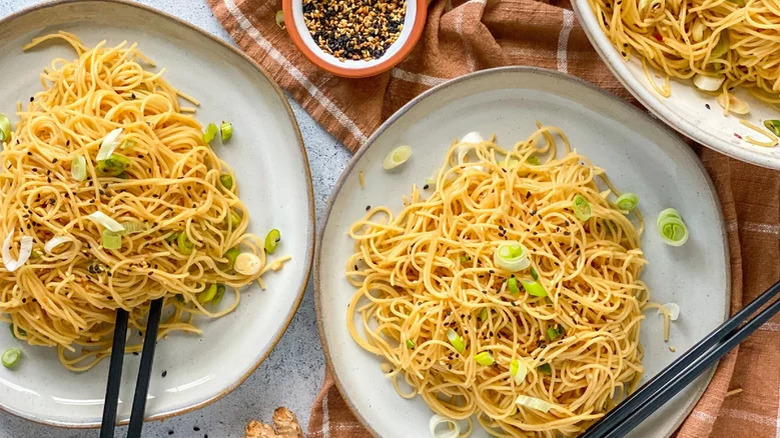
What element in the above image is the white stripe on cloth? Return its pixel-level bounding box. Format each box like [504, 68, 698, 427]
[454, 0, 487, 73]
[222, 0, 369, 145]
[759, 321, 780, 332]
[726, 220, 780, 236]
[721, 408, 778, 427]
[391, 69, 448, 87]
[557, 9, 575, 73]
[691, 409, 718, 424]
[321, 390, 330, 438]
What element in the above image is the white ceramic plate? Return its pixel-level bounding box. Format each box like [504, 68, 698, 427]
[572, 0, 780, 170]
[317, 67, 730, 438]
[0, 0, 314, 428]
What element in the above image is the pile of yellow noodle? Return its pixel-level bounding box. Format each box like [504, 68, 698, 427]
[588, 0, 780, 105]
[0, 32, 287, 371]
[346, 126, 649, 437]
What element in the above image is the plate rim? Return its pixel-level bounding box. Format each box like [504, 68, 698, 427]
[571, 0, 780, 171]
[314, 66, 730, 438]
[0, 0, 315, 429]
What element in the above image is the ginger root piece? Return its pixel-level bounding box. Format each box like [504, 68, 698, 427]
[244, 407, 303, 438]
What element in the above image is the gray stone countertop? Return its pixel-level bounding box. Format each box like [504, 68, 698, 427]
[0, 1, 352, 436]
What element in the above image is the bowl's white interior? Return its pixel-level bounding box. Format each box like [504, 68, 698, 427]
[0, 1, 313, 427]
[291, 0, 416, 69]
[317, 67, 730, 438]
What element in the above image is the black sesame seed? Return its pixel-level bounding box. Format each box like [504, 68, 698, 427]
[193, 426, 200, 432]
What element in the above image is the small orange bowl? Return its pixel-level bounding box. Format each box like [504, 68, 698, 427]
[282, 0, 427, 78]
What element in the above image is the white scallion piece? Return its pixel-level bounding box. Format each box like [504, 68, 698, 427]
[494, 241, 530, 272]
[1, 229, 33, 272]
[510, 359, 528, 384]
[96, 128, 123, 161]
[44, 236, 73, 254]
[383, 146, 412, 170]
[86, 211, 124, 232]
[428, 414, 460, 438]
[515, 395, 554, 413]
[693, 74, 725, 92]
[234, 253, 261, 275]
[658, 303, 680, 321]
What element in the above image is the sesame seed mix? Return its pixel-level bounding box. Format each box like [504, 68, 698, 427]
[302, 0, 407, 62]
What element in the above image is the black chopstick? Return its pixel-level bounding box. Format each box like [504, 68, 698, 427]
[126, 298, 164, 438]
[100, 309, 129, 438]
[582, 279, 780, 438]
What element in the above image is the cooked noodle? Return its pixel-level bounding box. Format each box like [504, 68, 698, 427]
[346, 126, 649, 437]
[0, 32, 287, 371]
[589, 0, 780, 106]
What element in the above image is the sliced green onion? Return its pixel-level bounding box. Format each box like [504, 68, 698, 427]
[265, 229, 281, 254]
[117, 171, 129, 180]
[198, 284, 219, 303]
[96, 153, 131, 177]
[527, 155, 540, 165]
[383, 145, 412, 170]
[96, 128, 123, 161]
[546, 325, 563, 341]
[505, 157, 519, 169]
[177, 232, 194, 255]
[521, 280, 547, 297]
[494, 241, 530, 272]
[220, 173, 234, 190]
[507, 277, 520, 295]
[225, 247, 240, 269]
[212, 284, 226, 306]
[764, 120, 780, 137]
[615, 193, 639, 211]
[509, 359, 528, 384]
[176, 294, 185, 303]
[530, 267, 539, 281]
[220, 121, 233, 142]
[9, 324, 26, 339]
[446, 329, 465, 353]
[2, 348, 21, 368]
[406, 339, 415, 349]
[228, 211, 241, 229]
[711, 31, 730, 58]
[572, 194, 591, 221]
[537, 363, 552, 374]
[71, 155, 87, 181]
[122, 222, 146, 234]
[203, 123, 218, 144]
[0, 114, 12, 143]
[474, 351, 495, 366]
[460, 255, 471, 264]
[657, 208, 689, 247]
[478, 308, 488, 321]
[235, 252, 261, 275]
[120, 138, 137, 150]
[275, 10, 286, 29]
[86, 211, 124, 232]
[429, 414, 460, 438]
[102, 229, 123, 250]
[515, 395, 553, 413]
[165, 232, 179, 243]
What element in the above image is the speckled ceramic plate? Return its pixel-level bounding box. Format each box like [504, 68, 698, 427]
[572, 0, 780, 170]
[0, 0, 314, 428]
[316, 67, 730, 438]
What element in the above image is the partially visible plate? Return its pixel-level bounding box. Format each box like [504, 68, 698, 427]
[573, 0, 780, 170]
[316, 67, 730, 437]
[0, 0, 314, 428]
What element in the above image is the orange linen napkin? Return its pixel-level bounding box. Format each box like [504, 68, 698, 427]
[208, 0, 780, 436]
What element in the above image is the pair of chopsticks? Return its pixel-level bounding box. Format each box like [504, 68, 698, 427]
[582, 279, 780, 437]
[100, 298, 164, 438]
